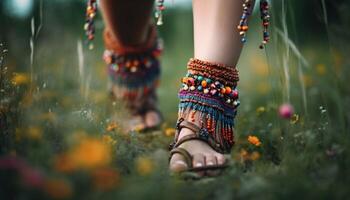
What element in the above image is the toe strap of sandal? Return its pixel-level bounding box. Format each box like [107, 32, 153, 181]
[169, 118, 227, 154]
[169, 147, 193, 168]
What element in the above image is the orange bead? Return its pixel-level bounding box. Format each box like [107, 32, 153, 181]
[201, 80, 207, 87]
[225, 87, 232, 94]
[221, 88, 226, 94]
[242, 26, 249, 31]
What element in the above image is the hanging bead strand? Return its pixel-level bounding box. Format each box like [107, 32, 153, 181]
[259, 0, 270, 49]
[155, 0, 165, 26]
[237, 0, 252, 44]
[84, 0, 97, 50]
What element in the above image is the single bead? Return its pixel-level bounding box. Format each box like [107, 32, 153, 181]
[204, 89, 209, 94]
[221, 88, 226, 94]
[233, 100, 240, 107]
[225, 87, 232, 94]
[197, 86, 203, 91]
[183, 84, 189, 90]
[210, 89, 217, 96]
[206, 78, 212, 84]
[111, 64, 119, 71]
[201, 80, 207, 88]
[130, 66, 137, 73]
[187, 77, 195, 85]
[197, 76, 203, 81]
[232, 90, 239, 99]
[190, 86, 196, 91]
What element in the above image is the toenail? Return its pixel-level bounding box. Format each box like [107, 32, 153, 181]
[174, 161, 187, 166]
[207, 162, 214, 166]
[195, 163, 203, 167]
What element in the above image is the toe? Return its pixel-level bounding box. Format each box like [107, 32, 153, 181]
[216, 154, 226, 165]
[205, 154, 217, 167]
[169, 153, 189, 172]
[145, 111, 162, 128]
[192, 154, 205, 168]
[205, 154, 218, 176]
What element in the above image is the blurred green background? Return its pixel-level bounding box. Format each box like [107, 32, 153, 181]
[1, 0, 350, 199]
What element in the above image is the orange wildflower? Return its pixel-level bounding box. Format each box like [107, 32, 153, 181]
[54, 137, 112, 172]
[248, 135, 262, 146]
[44, 178, 73, 199]
[92, 167, 120, 191]
[69, 138, 112, 170]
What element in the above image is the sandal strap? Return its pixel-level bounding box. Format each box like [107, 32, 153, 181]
[169, 118, 225, 154]
[188, 164, 228, 172]
[169, 147, 193, 168]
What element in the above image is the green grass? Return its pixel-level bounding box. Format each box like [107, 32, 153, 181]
[1, 5, 350, 200]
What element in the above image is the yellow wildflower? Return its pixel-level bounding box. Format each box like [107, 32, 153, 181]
[102, 135, 117, 146]
[27, 126, 42, 140]
[256, 106, 266, 115]
[250, 151, 261, 161]
[316, 64, 326, 76]
[12, 73, 30, 85]
[164, 128, 176, 137]
[239, 149, 249, 160]
[290, 114, 300, 125]
[248, 135, 262, 146]
[106, 122, 118, 131]
[136, 157, 154, 176]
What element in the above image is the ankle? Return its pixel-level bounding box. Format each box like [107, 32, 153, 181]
[176, 58, 240, 153]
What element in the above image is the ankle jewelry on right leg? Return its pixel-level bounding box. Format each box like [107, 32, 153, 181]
[175, 58, 240, 153]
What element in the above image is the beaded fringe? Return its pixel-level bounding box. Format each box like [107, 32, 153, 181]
[177, 59, 240, 153]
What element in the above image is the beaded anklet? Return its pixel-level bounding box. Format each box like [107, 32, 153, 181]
[103, 27, 162, 114]
[175, 58, 240, 153]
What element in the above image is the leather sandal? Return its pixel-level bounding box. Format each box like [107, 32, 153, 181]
[169, 118, 229, 174]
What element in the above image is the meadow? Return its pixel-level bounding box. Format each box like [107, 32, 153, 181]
[1, 1, 350, 199]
